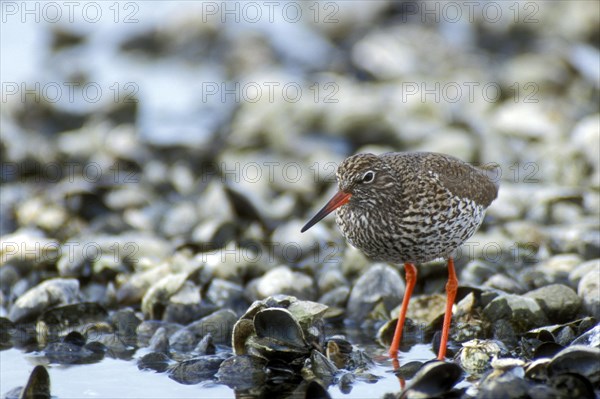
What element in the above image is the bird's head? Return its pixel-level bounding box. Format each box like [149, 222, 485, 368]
[301, 153, 396, 232]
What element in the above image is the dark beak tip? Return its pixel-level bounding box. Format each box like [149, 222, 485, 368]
[300, 190, 350, 234]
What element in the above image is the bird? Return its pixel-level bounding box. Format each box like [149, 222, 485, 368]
[301, 152, 499, 360]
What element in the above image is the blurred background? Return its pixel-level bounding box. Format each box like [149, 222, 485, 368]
[1, 1, 599, 398]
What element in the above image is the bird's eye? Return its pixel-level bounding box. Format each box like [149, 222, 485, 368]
[362, 171, 375, 183]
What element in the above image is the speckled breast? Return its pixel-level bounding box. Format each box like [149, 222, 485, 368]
[336, 192, 487, 264]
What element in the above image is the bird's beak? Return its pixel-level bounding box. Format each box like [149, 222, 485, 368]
[301, 191, 352, 233]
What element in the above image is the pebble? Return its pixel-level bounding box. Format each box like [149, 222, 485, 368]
[1, 229, 60, 267]
[205, 279, 247, 317]
[181, 309, 237, 346]
[484, 274, 527, 294]
[271, 220, 332, 263]
[346, 264, 404, 325]
[483, 294, 550, 336]
[569, 259, 600, 287]
[253, 266, 316, 301]
[141, 273, 190, 320]
[168, 355, 226, 384]
[578, 269, 600, 319]
[316, 265, 348, 295]
[8, 278, 80, 323]
[160, 201, 199, 237]
[524, 284, 582, 323]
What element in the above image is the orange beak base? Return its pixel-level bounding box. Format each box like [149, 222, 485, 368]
[301, 191, 352, 233]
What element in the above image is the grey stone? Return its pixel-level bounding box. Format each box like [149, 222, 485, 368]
[578, 269, 600, 319]
[184, 309, 237, 346]
[8, 278, 80, 323]
[484, 274, 527, 294]
[255, 266, 316, 301]
[205, 279, 247, 316]
[524, 284, 582, 323]
[569, 259, 600, 288]
[346, 264, 404, 324]
[482, 294, 549, 333]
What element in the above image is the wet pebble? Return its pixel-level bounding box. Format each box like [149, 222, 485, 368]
[270, 220, 331, 262]
[110, 308, 141, 347]
[168, 354, 226, 384]
[193, 333, 215, 356]
[148, 327, 170, 354]
[136, 320, 182, 347]
[44, 332, 106, 364]
[346, 264, 404, 326]
[216, 355, 267, 390]
[138, 352, 170, 373]
[169, 328, 198, 353]
[179, 309, 237, 346]
[162, 282, 205, 325]
[316, 265, 349, 295]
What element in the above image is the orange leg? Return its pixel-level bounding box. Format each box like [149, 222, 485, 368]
[437, 257, 458, 360]
[389, 263, 417, 358]
[392, 357, 405, 390]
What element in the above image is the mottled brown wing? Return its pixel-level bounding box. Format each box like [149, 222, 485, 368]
[381, 152, 499, 208]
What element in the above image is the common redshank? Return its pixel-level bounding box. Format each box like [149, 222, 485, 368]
[301, 152, 498, 360]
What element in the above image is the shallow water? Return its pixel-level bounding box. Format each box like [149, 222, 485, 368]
[1, 343, 438, 398]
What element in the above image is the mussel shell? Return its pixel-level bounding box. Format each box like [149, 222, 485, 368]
[551, 372, 596, 399]
[403, 361, 463, 397]
[20, 365, 51, 399]
[137, 352, 170, 372]
[253, 308, 307, 347]
[326, 338, 352, 369]
[304, 380, 331, 399]
[393, 361, 423, 380]
[533, 342, 564, 359]
[547, 345, 600, 385]
[36, 302, 107, 345]
[246, 335, 310, 361]
[301, 350, 338, 382]
[232, 318, 254, 355]
[525, 358, 551, 381]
